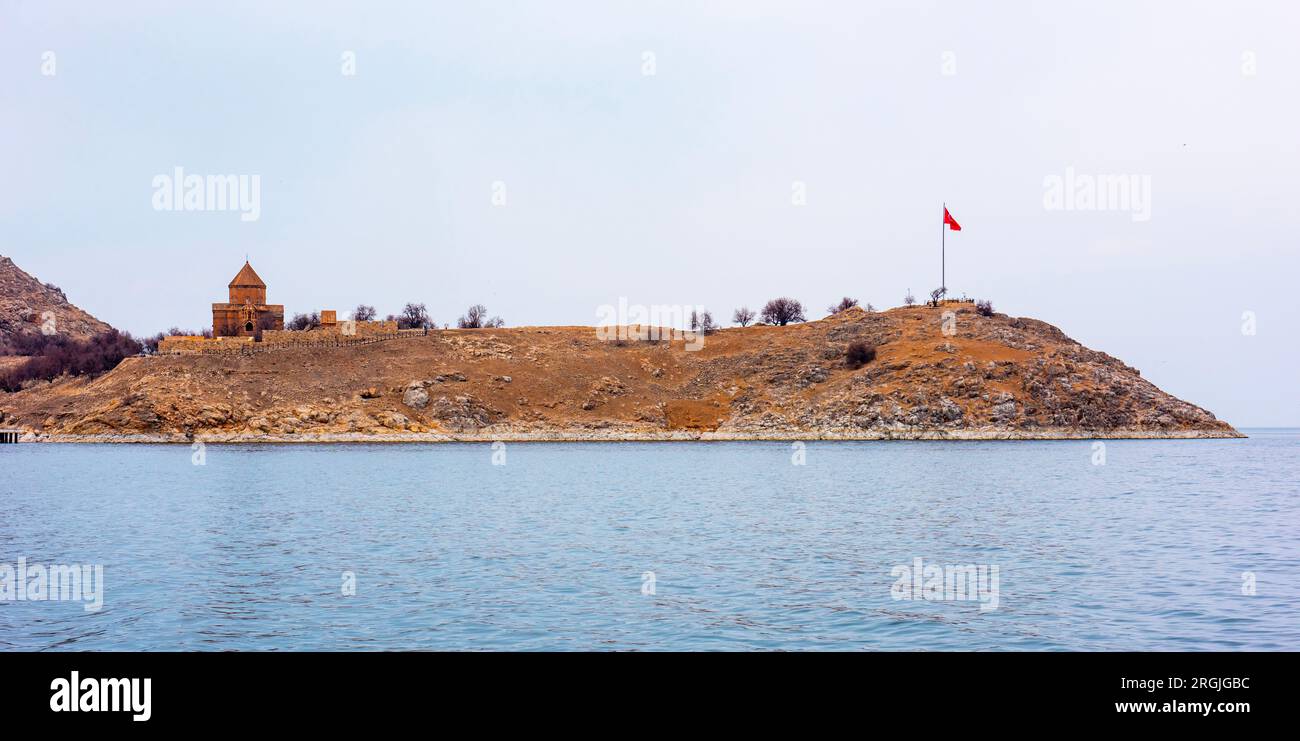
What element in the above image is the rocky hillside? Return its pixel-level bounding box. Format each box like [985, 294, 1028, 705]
[0, 303, 1239, 441]
[0, 255, 112, 348]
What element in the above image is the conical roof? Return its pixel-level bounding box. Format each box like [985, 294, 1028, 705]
[228, 261, 266, 288]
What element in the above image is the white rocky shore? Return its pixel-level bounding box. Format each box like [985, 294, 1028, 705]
[26, 426, 1246, 443]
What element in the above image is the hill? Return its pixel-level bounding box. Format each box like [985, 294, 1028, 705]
[0, 303, 1239, 441]
[0, 255, 113, 349]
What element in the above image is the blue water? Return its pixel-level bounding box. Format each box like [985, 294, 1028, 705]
[1, 432, 1297, 651]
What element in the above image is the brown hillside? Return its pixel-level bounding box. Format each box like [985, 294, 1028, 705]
[0, 255, 113, 347]
[0, 304, 1239, 441]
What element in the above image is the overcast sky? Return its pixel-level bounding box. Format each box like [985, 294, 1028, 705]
[2, 1, 1296, 426]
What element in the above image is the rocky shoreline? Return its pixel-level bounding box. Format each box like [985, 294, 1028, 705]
[19, 427, 1245, 444]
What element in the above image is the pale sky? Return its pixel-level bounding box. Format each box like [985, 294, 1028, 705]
[2, 1, 1297, 426]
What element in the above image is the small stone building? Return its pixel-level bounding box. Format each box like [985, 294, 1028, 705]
[212, 261, 284, 338]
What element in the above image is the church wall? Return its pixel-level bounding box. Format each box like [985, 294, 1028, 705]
[229, 285, 267, 305]
[212, 303, 284, 338]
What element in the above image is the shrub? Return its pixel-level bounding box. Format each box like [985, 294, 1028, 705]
[760, 297, 806, 326]
[844, 341, 877, 369]
[288, 312, 320, 331]
[352, 304, 377, 322]
[975, 299, 994, 317]
[826, 297, 859, 315]
[1, 330, 142, 392]
[732, 307, 755, 327]
[904, 290, 915, 306]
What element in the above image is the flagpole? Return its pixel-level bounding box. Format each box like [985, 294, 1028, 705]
[941, 202, 945, 294]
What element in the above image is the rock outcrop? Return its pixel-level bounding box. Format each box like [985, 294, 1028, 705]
[0, 255, 112, 347]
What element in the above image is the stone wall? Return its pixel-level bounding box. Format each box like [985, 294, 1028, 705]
[261, 319, 398, 344]
[158, 335, 254, 354]
[158, 320, 405, 355]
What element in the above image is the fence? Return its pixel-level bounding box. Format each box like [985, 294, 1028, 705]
[156, 329, 432, 357]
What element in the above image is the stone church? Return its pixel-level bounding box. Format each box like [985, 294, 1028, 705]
[212, 261, 284, 338]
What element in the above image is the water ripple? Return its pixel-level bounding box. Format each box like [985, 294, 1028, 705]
[1, 433, 1297, 650]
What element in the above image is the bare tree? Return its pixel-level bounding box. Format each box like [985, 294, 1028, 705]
[732, 306, 755, 327]
[699, 311, 718, 335]
[352, 304, 377, 322]
[458, 304, 487, 329]
[398, 303, 431, 330]
[826, 296, 860, 315]
[904, 290, 916, 306]
[760, 297, 806, 326]
[928, 287, 947, 308]
[288, 312, 320, 331]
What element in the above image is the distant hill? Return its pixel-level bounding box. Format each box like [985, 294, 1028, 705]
[0, 303, 1241, 441]
[0, 255, 113, 350]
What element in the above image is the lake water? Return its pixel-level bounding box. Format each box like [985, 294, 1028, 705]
[1, 432, 1297, 651]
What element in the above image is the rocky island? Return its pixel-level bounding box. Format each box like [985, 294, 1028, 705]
[1, 301, 1240, 443]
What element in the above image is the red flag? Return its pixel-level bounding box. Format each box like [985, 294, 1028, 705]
[943, 207, 961, 231]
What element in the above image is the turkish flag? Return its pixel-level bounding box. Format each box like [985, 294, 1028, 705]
[943, 207, 961, 231]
